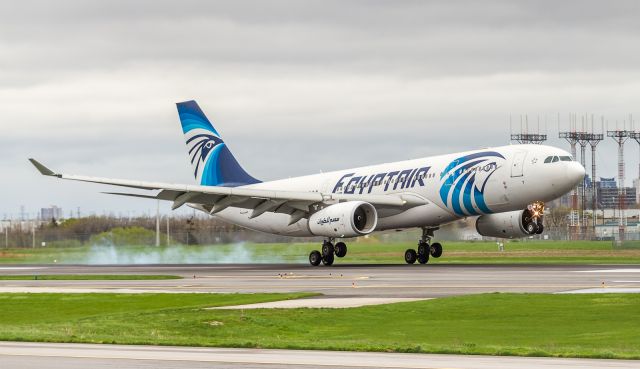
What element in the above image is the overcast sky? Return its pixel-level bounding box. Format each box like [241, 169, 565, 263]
[2, 0, 640, 219]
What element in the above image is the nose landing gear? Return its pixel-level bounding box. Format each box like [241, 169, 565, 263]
[524, 201, 545, 235]
[405, 227, 442, 265]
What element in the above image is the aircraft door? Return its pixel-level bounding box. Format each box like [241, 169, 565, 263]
[510, 151, 526, 177]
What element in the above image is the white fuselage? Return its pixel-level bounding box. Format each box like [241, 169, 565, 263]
[209, 144, 584, 237]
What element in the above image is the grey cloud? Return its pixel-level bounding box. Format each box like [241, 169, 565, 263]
[1, 0, 640, 216]
[2, 1, 640, 81]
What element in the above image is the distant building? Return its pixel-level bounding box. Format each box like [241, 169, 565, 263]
[599, 177, 617, 189]
[40, 206, 63, 221]
[584, 174, 592, 190]
[596, 178, 636, 209]
[556, 177, 638, 210]
[634, 178, 640, 204]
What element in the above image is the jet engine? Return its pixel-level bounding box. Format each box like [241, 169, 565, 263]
[475, 201, 544, 239]
[308, 201, 378, 238]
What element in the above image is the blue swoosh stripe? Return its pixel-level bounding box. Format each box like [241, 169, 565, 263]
[474, 186, 492, 213]
[439, 159, 485, 206]
[451, 171, 472, 216]
[462, 174, 479, 215]
[200, 143, 225, 185]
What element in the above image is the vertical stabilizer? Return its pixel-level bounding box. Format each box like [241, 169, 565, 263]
[176, 100, 260, 187]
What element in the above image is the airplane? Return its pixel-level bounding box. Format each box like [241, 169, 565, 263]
[29, 100, 585, 266]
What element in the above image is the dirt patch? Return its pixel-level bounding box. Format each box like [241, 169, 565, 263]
[0, 252, 29, 259]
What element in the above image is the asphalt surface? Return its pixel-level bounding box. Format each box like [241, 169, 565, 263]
[1, 264, 639, 297]
[1, 342, 638, 369]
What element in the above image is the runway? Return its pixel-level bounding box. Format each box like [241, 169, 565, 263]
[1, 264, 640, 297]
[1, 342, 638, 369]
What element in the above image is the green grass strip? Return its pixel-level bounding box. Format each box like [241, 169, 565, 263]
[0, 275, 182, 280]
[2, 241, 640, 265]
[0, 292, 638, 359]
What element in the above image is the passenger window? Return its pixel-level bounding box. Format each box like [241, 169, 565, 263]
[544, 156, 553, 163]
[560, 156, 572, 162]
[552, 156, 559, 163]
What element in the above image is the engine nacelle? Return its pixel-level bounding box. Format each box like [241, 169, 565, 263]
[308, 201, 378, 238]
[475, 206, 544, 239]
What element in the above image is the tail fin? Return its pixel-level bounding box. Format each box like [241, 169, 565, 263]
[176, 100, 260, 187]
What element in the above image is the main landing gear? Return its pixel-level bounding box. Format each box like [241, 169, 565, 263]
[405, 227, 443, 265]
[309, 239, 348, 266]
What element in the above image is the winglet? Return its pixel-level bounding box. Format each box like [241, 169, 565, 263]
[28, 158, 59, 177]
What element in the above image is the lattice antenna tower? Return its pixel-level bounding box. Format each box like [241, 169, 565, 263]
[627, 115, 640, 191]
[510, 114, 547, 144]
[576, 122, 589, 227]
[586, 115, 603, 229]
[559, 113, 580, 228]
[607, 124, 629, 242]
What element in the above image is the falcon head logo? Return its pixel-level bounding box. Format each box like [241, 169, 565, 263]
[186, 131, 224, 179]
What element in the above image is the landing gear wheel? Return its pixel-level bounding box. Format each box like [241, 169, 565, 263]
[335, 242, 347, 258]
[404, 249, 417, 264]
[430, 242, 443, 258]
[322, 242, 335, 257]
[417, 241, 428, 257]
[535, 224, 544, 235]
[417, 241, 429, 264]
[322, 253, 334, 266]
[418, 252, 429, 264]
[309, 250, 321, 266]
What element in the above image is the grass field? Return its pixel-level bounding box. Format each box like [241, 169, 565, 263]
[0, 292, 638, 359]
[1, 240, 640, 264]
[0, 275, 181, 280]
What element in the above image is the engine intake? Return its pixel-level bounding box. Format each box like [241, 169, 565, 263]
[308, 201, 378, 238]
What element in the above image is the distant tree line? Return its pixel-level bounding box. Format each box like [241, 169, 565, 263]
[1, 215, 313, 248]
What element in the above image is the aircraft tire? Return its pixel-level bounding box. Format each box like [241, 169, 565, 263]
[430, 242, 443, 258]
[309, 250, 322, 266]
[404, 249, 417, 264]
[418, 252, 429, 264]
[417, 241, 428, 256]
[322, 242, 335, 257]
[322, 253, 335, 266]
[526, 222, 537, 234]
[335, 242, 347, 257]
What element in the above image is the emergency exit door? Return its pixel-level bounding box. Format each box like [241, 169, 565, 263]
[511, 151, 526, 177]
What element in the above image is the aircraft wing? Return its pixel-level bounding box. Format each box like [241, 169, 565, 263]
[29, 159, 427, 223]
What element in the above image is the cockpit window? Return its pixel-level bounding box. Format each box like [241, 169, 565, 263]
[544, 155, 570, 163]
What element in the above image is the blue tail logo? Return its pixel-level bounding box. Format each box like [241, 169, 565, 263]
[177, 100, 261, 187]
[439, 151, 505, 216]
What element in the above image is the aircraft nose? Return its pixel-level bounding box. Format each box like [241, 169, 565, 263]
[565, 161, 586, 186]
